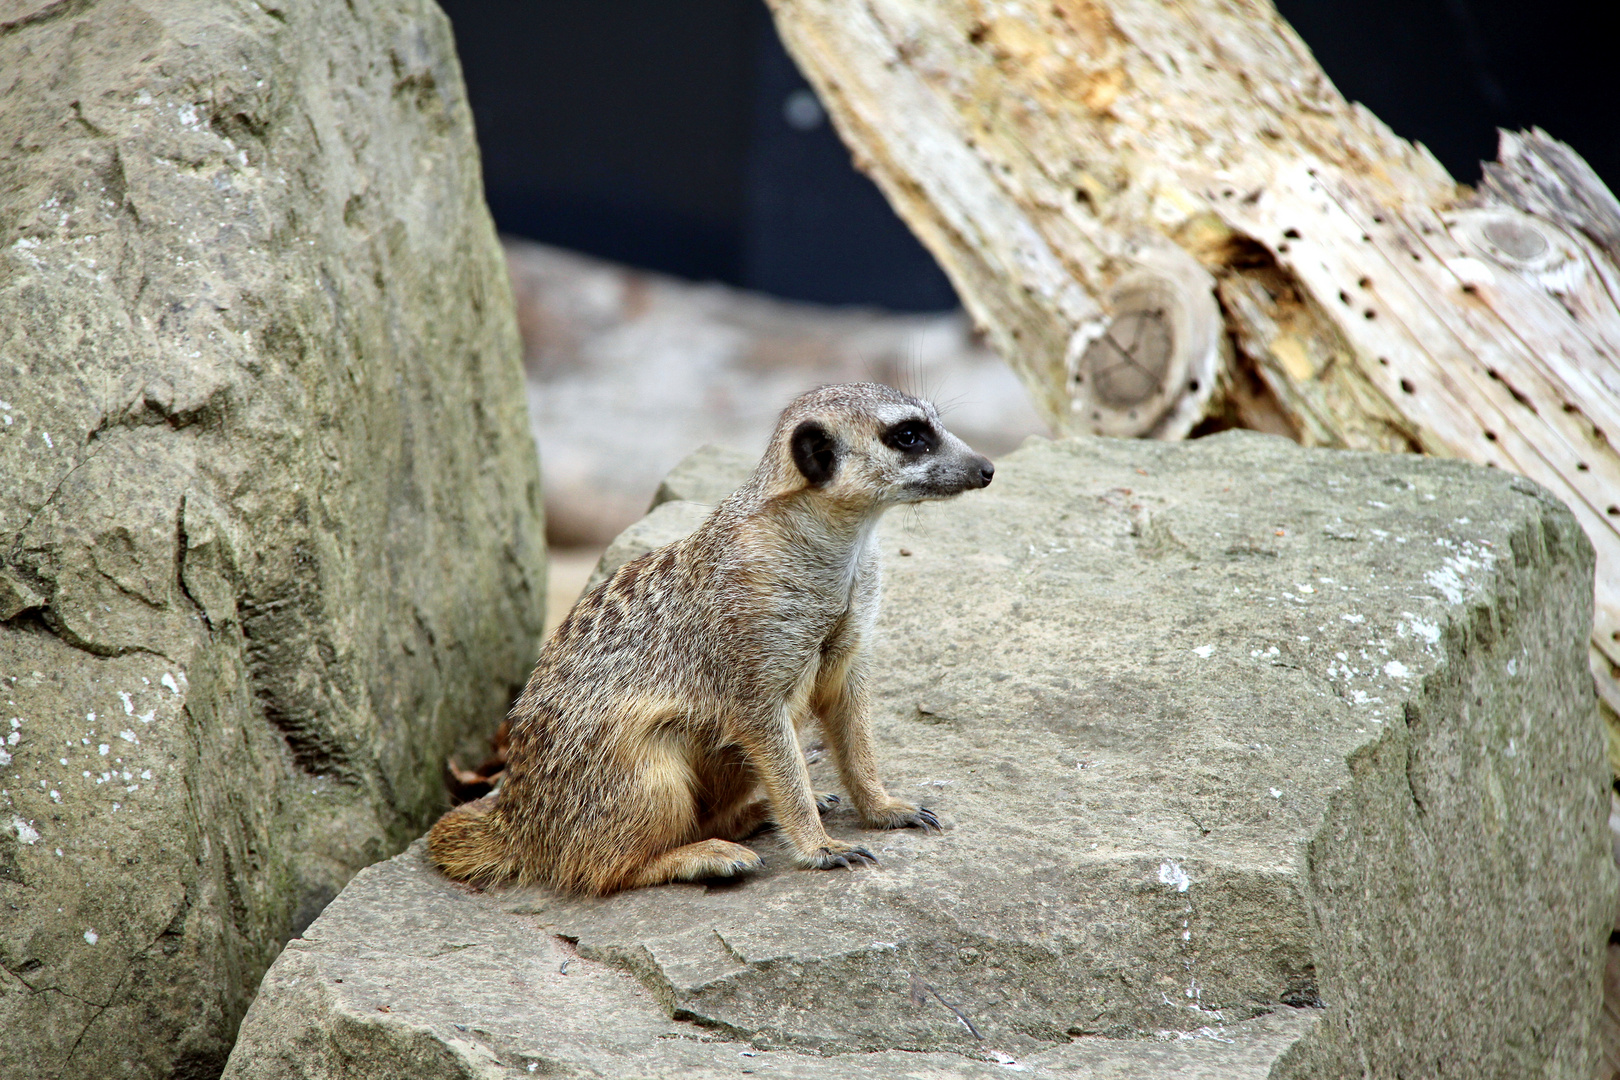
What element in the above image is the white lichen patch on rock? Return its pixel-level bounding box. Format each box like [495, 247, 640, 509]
[1159, 860, 1193, 892]
[1425, 537, 1498, 605]
[1398, 613, 1442, 646]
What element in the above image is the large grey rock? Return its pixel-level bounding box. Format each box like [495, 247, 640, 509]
[0, 3, 545, 1078]
[226, 434, 1611, 1078]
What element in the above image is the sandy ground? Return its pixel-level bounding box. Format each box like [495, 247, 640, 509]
[544, 547, 606, 635]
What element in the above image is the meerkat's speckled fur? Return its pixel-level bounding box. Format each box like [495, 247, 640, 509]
[427, 383, 994, 895]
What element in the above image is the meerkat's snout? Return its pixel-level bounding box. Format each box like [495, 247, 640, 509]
[941, 448, 994, 495]
[876, 410, 995, 503]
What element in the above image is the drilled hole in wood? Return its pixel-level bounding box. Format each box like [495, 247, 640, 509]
[1378, 357, 1390, 366]
[1483, 371, 1536, 411]
[1283, 228, 1301, 239]
[1411, 252, 1422, 261]
[1578, 462, 1590, 471]
[1358, 277, 1372, 289]
[1400, 379, 1416, 394]
[1373, 215, 1386, 224]
[1609, 506, 1620, 517]
[1188, 379, 1200, 392]
[1461, 283, 1478, 294]
[1363, 309, 1376, 319]
[1563, 402, 1578, 413]
[1277, 243, 1289, 253]
[1362, 234, 1371, 242]
[1484, 431, 1498, 442]
[1339, 290, 1351, 305]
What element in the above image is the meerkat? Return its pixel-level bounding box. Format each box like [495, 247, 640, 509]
[427, 383, 994, 895]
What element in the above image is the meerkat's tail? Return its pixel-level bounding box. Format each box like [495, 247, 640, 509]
[426, 794, 518, 885]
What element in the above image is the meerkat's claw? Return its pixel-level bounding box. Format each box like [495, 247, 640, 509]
[815, 792, 842, 815]
[805, 843, 878, 870]
[726, 848, 767, 876]
[861, 800, 942, 832]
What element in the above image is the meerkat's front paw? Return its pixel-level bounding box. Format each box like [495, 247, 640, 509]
[861, 799, 942, 832]
[799, 839, 878, 871]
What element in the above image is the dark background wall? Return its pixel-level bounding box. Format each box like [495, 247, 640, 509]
[437, 0, 1614, 312]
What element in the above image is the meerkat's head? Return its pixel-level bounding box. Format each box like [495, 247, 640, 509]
[768, 383, 994, 510]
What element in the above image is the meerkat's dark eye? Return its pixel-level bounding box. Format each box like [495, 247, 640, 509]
[882, 419, 937, 455]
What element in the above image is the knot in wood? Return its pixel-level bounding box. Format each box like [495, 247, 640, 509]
[1481, 218, 1549, 263]
[1065, 265, 1218, 440]
[1082, 304, 1173, 409]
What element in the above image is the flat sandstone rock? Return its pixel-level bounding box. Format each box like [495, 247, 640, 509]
[227, 433, 1613, 1078]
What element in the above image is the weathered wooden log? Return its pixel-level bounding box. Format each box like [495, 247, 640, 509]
[762, 0, 1620, 726]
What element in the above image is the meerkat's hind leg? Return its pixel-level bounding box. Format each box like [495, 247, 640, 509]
[710, 791, 838, 841]
[707, 796, 773, 841]
[691, 743, 773, 841]
[624, 839, 764, 888]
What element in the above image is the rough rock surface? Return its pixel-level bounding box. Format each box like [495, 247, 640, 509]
[0, 3, 545, 1078]
[225, 434, 1610, 1078]
[506, 238, 1048, 546]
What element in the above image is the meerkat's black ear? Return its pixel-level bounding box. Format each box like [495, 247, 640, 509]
[790, 420, 838, 486]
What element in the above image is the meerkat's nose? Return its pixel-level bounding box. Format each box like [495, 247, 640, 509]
[977, 458, 995, 487]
